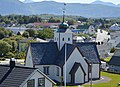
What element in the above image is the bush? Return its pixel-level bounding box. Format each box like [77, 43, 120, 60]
[5, 52, 15, 58]
[110, 47, 115, 53]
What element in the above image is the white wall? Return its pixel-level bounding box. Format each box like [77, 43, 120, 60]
[75, 67, 84, 84]
[22, 71, 54, 87]
[63, 48, 89, 83]
[89, 64, 100, 79]
[25, 46, 33, 67]
[35, 65, 61, 82]
[96, 29, 110, 44]
[54, 29, 73, 50]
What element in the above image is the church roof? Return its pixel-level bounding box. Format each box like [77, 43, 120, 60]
[74, 42, 101, 64]
[30, 42, 59, 65]
[56, 22, 69, 33]
[29, 42, 100, 67]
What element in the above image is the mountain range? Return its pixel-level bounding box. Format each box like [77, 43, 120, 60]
[0, 0, 120, 18]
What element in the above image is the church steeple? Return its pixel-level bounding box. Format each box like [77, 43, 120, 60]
[54, 3, 73, 50]
[58, 3, 68, 31]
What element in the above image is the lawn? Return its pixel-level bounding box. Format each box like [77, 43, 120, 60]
[83, 72, 120, 87]
[54, 72, 120, 87]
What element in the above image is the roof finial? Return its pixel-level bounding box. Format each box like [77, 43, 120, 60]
[63, 3, 66, 23]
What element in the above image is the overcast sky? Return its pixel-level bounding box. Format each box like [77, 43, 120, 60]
[19, 0, 120, 4]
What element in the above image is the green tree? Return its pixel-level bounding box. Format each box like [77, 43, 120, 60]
[17, 52, 26, 59]
[26, 29, 37, 37]
[37, 28, 54, 39]
[0, 40, 12, 57]
[22, 31, 29, 38]
[5, 52, 15, 58]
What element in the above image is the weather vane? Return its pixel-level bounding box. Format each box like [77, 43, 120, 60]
[63, 3, 66, 23]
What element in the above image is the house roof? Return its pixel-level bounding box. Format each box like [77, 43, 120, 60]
[75, 42, 100, 64]
[56, 44, 76, 66]
[109, 49, 120, 66]
[30, 42, 59, 65]
[0, 65, 36, 87]
[116, 43, 120, 48]
[69, 62, 86, 75]
[30, 42, 100, 67]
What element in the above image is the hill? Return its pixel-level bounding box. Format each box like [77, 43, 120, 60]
[0, 0, 120, 18]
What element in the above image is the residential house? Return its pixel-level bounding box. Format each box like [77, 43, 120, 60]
[108, 43, 120, 73]
[86, 25, 96, 35]
[0, 59, 56, 87]
[19, 37, 48, 52]
[108, 31, 120, 47]
[25, 22, 101, 85]
[109, 23, 120, 31]
[28, 22, 60, 29]
[96, 29, 110, 45]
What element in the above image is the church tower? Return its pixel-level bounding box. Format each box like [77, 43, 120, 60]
[54, 3, 73, 50]
[54, 22, 73, 50]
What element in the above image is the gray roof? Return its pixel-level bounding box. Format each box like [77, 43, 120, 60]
[0, 65, 36, 87]
[116, 43, 120, 48]
[109, 49, 120, 66]
[30, 42, 59, 65]
[30, 42, 100, 67]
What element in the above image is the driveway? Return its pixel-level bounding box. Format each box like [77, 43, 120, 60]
[86, 76, 111, 84]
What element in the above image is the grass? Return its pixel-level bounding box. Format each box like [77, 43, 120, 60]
[83, 72, 120, 87]
[101, 56, 112, 63]
[103, 57, 112, 63]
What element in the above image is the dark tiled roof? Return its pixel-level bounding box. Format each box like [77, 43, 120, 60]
[109, 49, 120, 66]
[30, 42, 100, 67]
[0, 65, 36, 87]
[56, 44, 76, 66]
[30, 42, 59, 65]
[75, 42, 100, 64]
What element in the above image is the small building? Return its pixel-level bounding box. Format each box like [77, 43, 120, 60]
[86, 25, 96, 35]
[96, 29, 110, 45]
[109, 23, 120, 31]
[0, 59, 56, 87]
[108, 44, 120, 73]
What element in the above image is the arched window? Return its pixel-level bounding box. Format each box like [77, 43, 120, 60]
[68, 38, 70, 41]
[98, 42, 100, 45]
[62, 38, 64, 41]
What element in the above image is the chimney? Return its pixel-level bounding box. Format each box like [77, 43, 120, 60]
[10, 58, 15, 69]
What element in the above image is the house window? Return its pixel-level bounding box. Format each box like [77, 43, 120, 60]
[68, 38, 70, 41]
[43, 66, 49, 75]
[54, 37, 56, 40]
[38, 78, 45, 87]
[56, 67, 59, 76]
[27, 79, 35, 87]
[62, 38, 64, 41]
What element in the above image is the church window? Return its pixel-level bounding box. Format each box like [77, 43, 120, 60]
[68, 38, 70, 41]
[62, 38, 64, 41]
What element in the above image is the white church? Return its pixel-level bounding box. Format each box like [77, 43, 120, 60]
[25, 22, 101, 85]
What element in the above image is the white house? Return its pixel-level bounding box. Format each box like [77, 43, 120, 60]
[109, 23, 120, 31]
[25, 22, 101, 85]
[96, 29, 110, 45]
[86, 25, 96, 35]
[0, 59, 56, 87]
